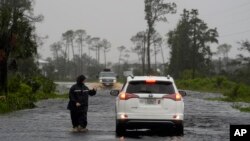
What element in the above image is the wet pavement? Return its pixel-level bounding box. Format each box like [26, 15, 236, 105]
[0, 83, 250, 141]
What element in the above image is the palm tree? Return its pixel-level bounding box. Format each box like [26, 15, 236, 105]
[131, 31, 147, 74]
[101, 39, 111, 68]
[50, 41, 62, 60]
[62, 30, 75, 61]
[75, 29, 87, 72]
[90, 37, 101, 64]
[152, 32, 163, 72]
[117, 46, 126, 75]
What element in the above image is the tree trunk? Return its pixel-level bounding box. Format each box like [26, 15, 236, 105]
[80, 41, 83, 73]
[104, 50, 107, 68]
[192, 27, 197, 79]
[71, 42, 75, 58]
[95, 46, 98, 63]
[118, 51, 122, 75]
[154, 45, 157, 72]
[0, 57, 8, 96]
[142, 35, 146, 75]
[160, 45, 165, 74]
[147, 29, 151, 74]
[98, 47, 100, 64]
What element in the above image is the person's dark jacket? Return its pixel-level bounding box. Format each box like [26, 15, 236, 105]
[67, 76, 96, 111]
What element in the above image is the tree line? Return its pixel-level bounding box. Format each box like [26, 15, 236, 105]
[129, 1, 250, 86]
[166, 9, 250, 86]
[1, 0, 250, 97]
[44, 0, 176, 76]
[45, 28, 136, 80]
[46, 29, 113, 80]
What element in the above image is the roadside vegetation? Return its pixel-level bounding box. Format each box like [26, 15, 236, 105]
[165, 9, 250, 112]
[176, 76, 250, 103]
[0, 1, 66, 114]
[176, 76, 250, 112]
[0, 74, 66, 114]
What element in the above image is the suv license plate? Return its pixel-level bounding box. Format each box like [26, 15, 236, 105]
[146, 99, 156, 104]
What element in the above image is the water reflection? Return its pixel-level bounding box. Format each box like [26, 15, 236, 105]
[117, 129, 184, 141]
[119, 136, 125, 141]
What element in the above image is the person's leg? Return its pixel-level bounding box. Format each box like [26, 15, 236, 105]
[78, 106, 88, 129]
[70, 110, 79, 128]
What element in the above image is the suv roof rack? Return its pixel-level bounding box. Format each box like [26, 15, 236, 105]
[128, 75, 134, 79]
[166, 75, 171, 79]
[103, 68, 111, 72]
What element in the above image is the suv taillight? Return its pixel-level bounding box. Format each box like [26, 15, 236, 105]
[119, 92, 139, 100]
[163, 93, 182, 101]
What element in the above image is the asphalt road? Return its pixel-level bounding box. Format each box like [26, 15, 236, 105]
[0, 83, 250, 141]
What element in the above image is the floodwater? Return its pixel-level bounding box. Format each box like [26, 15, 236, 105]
[0, 83, 250, 141]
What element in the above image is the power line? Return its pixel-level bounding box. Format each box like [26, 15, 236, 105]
[205, 1, 250, 18]
[216, 17, 250, 28]
[220, 29, 250, 38]
[201, 2, 250, 39]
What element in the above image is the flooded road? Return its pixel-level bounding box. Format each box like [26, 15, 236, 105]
[0, 83, 250, 141]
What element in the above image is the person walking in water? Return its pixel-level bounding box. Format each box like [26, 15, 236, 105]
[67, 75, 97, 132]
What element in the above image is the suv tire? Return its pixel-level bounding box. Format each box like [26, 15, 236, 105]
[175, 123, 184, 136]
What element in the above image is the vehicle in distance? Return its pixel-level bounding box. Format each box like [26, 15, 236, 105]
[99, 71, 117, 86]
[110, 75, 186, 135]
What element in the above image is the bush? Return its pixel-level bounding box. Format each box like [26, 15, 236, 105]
[8, 74, 22, 93]
[215, 76, 226, 88]
[180, 70, 193, 80]
[24, 75, 56, 94]
[26, 77, 41, 93]
[176, 76, 250, 103]
[229, 85, 240, 99]
[0, 84, 35, 114]
[41, 78, 56, 93]
[1, 74, 58, 114]
[8, 84, 35, 111]
[224, 84, 250, 102]
[0, 97, 8, 114]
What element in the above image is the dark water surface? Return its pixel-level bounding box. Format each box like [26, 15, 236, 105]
[1, 87, 250, 141]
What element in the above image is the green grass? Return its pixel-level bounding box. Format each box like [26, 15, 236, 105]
[176, 77, 250, 102]
[176, 77, 250, 112]
[207, 98, 250, 113]
[231, 103, 250, 112]
[237, 107, 250, 112]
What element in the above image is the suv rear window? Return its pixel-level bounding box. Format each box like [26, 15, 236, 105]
[126, 81, 175, 94]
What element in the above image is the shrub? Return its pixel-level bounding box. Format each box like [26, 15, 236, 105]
[24, 75, 56, 94]
[27, 77, 41, 93]
[41, 78, 56, 93]
[1, 74, 58, 114]
[230, 85, 240, 99]
[0, 83, 36, 113]
[180, 70, 193, 80]
[215, 76, 226, 88]
[0, 97, 8, 114]
[176, 77, 250, 100]
[9, 83, 35, 110]
[8, 74, 22, 93]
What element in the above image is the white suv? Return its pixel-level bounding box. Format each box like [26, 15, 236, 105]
[110, 76, 186, 135]
[99, 71, 117, 86]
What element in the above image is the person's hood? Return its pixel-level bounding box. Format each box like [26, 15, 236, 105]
[76, 75, 86, 84]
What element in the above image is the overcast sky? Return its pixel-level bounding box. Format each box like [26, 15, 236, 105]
[34, 0, 250, 63]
